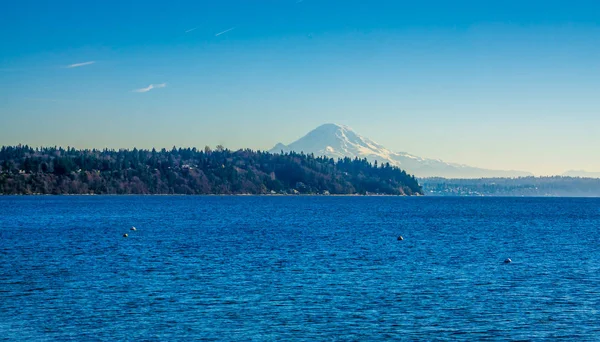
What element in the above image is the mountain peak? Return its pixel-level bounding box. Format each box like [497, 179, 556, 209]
[269, 123, 533, 178]
[314, 123, 352, 131]
[270, 123, 394, 163]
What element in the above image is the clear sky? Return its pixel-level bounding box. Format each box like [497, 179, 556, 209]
[1, 0, 599, 175]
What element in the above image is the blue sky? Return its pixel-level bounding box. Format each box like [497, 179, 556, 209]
[1, 0, 599, 175]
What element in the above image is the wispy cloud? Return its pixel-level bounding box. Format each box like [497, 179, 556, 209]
[25, 97, 60, 103]
[185, 27, 198, 33]
[215, 27, 236, 37]
[66, 61, 95, 68]
[133, 83, 167, 93]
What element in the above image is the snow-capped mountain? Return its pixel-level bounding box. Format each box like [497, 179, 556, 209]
[269, 123, 533, 179]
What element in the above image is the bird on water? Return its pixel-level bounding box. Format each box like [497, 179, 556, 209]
[130, 226, 137, 231]
[123, 233, 128, 238]
[504, 258, 512, 263]
[397, 236, 404, 241]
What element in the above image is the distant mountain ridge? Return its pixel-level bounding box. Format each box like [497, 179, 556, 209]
[270, 123, 533, 179]
[562, 170, 600, 179]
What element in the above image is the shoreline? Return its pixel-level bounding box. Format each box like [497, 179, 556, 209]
[2, 193, 599, 198]
[0, 193, 414, 197]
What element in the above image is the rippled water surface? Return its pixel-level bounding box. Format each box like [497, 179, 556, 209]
[1, 196, 600, 340]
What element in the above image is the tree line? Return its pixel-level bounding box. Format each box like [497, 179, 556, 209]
[420, 176, 600, 197]
[0, 145, 422, 195]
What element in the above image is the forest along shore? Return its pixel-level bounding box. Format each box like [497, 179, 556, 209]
[0, 145, 422, 196]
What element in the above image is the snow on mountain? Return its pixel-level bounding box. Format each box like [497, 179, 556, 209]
[269, 123, 533, 179]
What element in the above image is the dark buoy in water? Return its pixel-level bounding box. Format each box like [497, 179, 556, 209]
[397, 236, 404, 241]
[504, 258, 512, 264]
[130, 226, 136, 231]
[123, 233, 128, 238]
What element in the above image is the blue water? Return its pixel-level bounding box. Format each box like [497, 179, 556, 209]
[1, 196, 599, 340]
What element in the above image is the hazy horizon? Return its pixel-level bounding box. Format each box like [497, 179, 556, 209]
[1, 0, 599, 176]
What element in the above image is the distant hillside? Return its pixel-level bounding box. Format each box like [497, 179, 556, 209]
[562, 170, 600, 179]
[270, 123, 533, 178]
[0, 145, 422, 196]
[421, 177, 600, 197]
